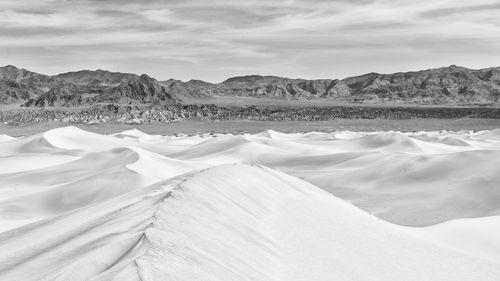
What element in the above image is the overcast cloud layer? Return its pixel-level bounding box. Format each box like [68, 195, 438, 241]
[0, 0, 499, 82]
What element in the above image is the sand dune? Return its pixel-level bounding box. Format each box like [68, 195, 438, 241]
[0, 126, 499, 280]
[0, 135, 15, 142]
[159, 129, 500, 225]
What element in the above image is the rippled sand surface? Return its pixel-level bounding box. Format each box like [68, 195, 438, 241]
[0, 127, 499, 280]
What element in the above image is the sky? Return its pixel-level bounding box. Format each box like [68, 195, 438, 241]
[0, 0, 499, 82]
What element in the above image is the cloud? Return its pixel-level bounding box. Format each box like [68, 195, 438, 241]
[419, 3, 500, 18]
[0, 0, 499, 82]
[0, 26, 71, 37]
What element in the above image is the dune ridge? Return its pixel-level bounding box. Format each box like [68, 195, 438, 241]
[0, 126, 499, 280]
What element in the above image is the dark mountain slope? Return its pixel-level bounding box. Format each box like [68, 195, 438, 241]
[0, 65, 61, 104]
[96, 74, 177, 104]
[2, 64, 500, 107]
[162, 75, 351, 100]
[0, 80, 42, 104]
[341, 65, 500, 104]
[161, 66, 500, 105]
[22, 87, 84, 107]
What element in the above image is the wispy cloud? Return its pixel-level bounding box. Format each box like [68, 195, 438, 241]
[0, 0, 499, 82]
[419, 3, 500, 18]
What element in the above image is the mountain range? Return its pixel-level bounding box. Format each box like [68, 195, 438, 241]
[1, 64, 500, 107]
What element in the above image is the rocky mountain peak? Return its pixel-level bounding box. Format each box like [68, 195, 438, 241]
[139, 74, 155, 83]
[2, 64, 500, 107]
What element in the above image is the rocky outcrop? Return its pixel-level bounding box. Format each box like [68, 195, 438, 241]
[20, 73, 178, 107]
[2, 66, 178, 106]
[0, 80, 42, 104]
[22, 88, 85, 107]
[0, 65, 61, 104]
[2, 104, 500, 125]
[96, 74, 178, 104]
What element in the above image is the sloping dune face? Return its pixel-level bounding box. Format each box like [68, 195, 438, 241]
[165, 128, 500, 226]
[0, 127, 500, 280]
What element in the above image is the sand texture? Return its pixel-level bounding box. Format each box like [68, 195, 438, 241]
[0, 126, 499, 280]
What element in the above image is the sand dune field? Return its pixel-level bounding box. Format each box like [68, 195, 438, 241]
[0, 126, 499, 280]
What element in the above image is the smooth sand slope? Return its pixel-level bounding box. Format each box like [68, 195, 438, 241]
[0, 126, 499, 280]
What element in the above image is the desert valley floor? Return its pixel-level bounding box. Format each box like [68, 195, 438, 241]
[0, 126, 500, 280]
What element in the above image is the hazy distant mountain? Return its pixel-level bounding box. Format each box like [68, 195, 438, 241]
[2, 64, 500, 107]
[218, 76, 349, 99]
[161, 66, 500, 105]
[0, 65, 59, 88]
[341, 65, 500, 104]
[55, 69, 138, 86]
[161, 76, 350, 99]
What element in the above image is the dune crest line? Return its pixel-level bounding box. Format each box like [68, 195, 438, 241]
[0, 127, 499, 280]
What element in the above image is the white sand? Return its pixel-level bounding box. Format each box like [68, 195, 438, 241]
[0, 126, 499, 280]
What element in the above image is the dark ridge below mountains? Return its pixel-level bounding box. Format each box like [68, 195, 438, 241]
[2, 104, 500, 125]
[1, 64, 500, 108]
